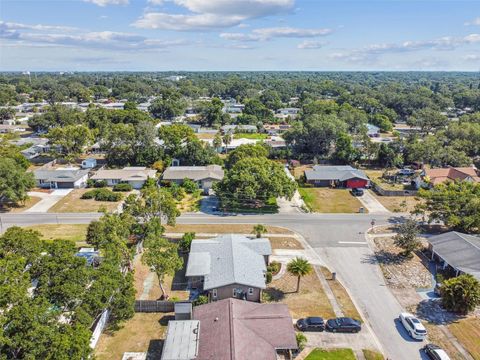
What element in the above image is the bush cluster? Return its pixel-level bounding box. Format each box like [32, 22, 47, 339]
[82, 188, 122, 202]
[113, 183, 133, 192]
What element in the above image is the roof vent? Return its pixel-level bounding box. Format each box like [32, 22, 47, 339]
[214, 317, 219, 322]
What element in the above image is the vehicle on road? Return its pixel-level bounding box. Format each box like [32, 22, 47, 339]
[351, 188, 364, 196]
[423, 344, 451, 360]
[399, 312, 427, 340]
[296, 317, 325, 332]
[325, 317, 361, 333]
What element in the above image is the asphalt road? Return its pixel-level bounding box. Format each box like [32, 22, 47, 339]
[0, 211, 429, 359]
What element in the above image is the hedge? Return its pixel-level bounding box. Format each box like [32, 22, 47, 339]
[113, 183, 133, 192]
[81, 189, 122, 202]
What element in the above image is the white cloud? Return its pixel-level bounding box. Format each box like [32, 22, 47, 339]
[148, 0, 164, 4]
[298, 40, 323, 49]
[330, 34, 480, 63]
[0, 21, 77, 32]
[463, 54, 480, 61]
[133, 0, 295, 30]
[220, 26, 332, 41]
[83, 0, 129, 6]
[0, 21, 187, 51]
[465, 17, 480, 26]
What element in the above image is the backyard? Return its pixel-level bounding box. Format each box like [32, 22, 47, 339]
[95, 312, 169, 360]
[364, 169, 415, 191]
[299, 188, 365, 213]
[48, 188, 126, 213]
[233, 132, 268, 140]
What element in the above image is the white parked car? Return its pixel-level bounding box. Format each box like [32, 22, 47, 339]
[399, 312, 427, 340]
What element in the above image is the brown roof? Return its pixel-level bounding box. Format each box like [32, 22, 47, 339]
[424, 167, 480, 185]
[193, 298, 297, 360]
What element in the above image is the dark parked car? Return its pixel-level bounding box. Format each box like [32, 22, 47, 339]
[326, 317, 361, 333]
[423, 344, 451, 360]
[351, 188, 364, 196]
[296, 317, 325, 331]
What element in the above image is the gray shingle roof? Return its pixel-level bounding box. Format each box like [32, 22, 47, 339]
[186, 234, 272, 290]
[428, 231, 480, 280]
[34, 169, 89, 183]
[163, 165, 224, 182]
[306, 165, 369, 182]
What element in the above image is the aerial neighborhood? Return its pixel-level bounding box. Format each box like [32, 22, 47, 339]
[0, 69, 479, 360]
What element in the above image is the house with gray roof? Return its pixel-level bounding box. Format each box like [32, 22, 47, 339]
[305, 165, 369, 188]
[162, 165, 224, 194]
[34, 168, 90, 189]
[160, 320, 200, 360]
[186, 234, 272, 302]
[91, 167, 156, 189]
[427, 231, 480, 280]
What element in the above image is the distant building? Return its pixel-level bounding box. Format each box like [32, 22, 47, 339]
[91, 167, 157, 189]
[305, 165, 369, 188]
[367, 124, 380, 137]
[81, 158, 97, 169]
[415, 167, 480, 189]
[186, 234, 271, 302]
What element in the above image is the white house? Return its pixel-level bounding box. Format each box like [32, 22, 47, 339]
[91, 167, 157, 189]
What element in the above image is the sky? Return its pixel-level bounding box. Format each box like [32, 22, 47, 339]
[1, 0, 480, 71]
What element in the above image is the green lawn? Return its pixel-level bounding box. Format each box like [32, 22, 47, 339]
[233, 132, 267, 140]
[305, 348, 356, 360]
[299, 187, 365, 213]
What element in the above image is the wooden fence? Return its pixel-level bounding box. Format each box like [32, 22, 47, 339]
[134, 300, 176, 313]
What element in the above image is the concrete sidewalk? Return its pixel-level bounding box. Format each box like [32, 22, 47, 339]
[358, 190, 389, 214]
[25, 189, 72, 213]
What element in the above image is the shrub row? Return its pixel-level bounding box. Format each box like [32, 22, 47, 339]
[81, 188, 122, 202]
[113, 183, 133, 192]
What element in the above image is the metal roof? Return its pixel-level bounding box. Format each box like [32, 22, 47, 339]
[34, 169, 89, 183]
[161, 320, 200, 360]
[305, 165, 369, 182]
[186, 234, 271, 290]
[163, 165, 224, 182]
[428, 231, 480, 280]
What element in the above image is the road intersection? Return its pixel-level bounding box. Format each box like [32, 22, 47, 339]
[0, 211, 429, 359]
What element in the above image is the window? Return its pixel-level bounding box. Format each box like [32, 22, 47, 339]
[248, 288, 254, 296]
[233, 289, 237, 297]
[212, 289, 217, 298]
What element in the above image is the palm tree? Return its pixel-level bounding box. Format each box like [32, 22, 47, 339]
[252, 224, 267, 238]
[222, 133, 232, 153]
[287, 257, 312, 292]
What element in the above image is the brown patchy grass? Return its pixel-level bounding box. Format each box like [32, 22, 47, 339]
[320, 267, 362, 321]
[370, 192, 421, 213]
[95, 313, 169, 360]
[48, 188, 124, 213]
[133, 254, 189, 301]
[1, 196, 41, 213]
[291, 164, 313, 179]
[268, 236, 303, 250]
[364, 170, 405, 191]
[423, 323, 465, 360]
[264, 270, 335, 319]
[195, 133, 216, 140]
[176, 193, 201, 213]
[362, 349, 385, 360]
[299, 188, 365, 213]
[24, 224, 88, 245]
[165, 224, 294, 235]
[449, 318, 480, 360]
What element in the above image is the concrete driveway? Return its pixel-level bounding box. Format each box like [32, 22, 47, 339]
[25, 189, 73, 213]
[357, 190, 389, 214]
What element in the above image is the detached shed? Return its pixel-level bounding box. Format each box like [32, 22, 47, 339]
[174, 302, 192, 320]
